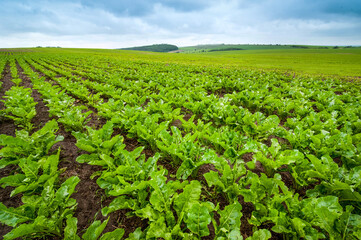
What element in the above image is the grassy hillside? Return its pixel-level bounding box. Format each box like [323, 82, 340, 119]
[201, 48, 361, 78]
[180, 44, 341, 53]
[120, 44, 178, 52]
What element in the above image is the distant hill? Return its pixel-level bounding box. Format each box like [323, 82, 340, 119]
[179, 44, 334, 53]
[121, 44, 178, 52]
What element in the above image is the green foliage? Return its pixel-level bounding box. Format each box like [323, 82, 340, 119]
[73, 121, 124, 166]
[0, 119, 63, 169]
[1, 86, 37, 131]
[121, 44, 178, 52]
[0, 176, 80, 239]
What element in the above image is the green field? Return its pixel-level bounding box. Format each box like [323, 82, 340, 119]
[15, 46, 361, 79]
[179, 44, 327, 52]
[201, 48, 361, 78]
[1, 48, 361, 239]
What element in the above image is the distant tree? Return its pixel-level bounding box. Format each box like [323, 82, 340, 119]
[121, 44, 178, 52]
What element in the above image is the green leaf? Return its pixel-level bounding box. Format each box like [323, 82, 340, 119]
[99, 228, 125, 240]
[41, 149, 61, 175]
[19, 157, 39, 180]
[100, 154, 116, 170]
[0, 174, 26, 187]
[82, 218, 109, 240]
[64, 216, 80, 240]
[3, 222, 38, 240]
[76, 154, 101, 165]
[185, 202, 212, 237]
[102, 196, 138, 216]
[135, 204, 161, 222]
[0, 203, 31, 227]
[76, 140, 97, 152]
[246, 229, 271, 240]
[204, 171, 225, 190]
[126, 228, 144, 240]
[55, 176, 80, 204]
[302, 196, 343, 238]
[174, 180, 202, 224]
[216, 202, 242, 238]
[146, 216, 169, 240]
[102, 135, 122, 150]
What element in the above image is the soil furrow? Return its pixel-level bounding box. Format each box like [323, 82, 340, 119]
[0, 64, 16, 136]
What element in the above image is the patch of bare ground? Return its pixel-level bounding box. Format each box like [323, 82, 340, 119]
[242, 152, 266, 177]
[0, 64, 16, 137]
[238, 195, 255, 239]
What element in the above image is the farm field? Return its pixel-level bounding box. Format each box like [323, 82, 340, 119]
[0, 48, 361, 239]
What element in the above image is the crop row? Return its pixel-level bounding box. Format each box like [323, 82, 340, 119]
[0, 53, 361, 239]
[26, 55, 361, 238]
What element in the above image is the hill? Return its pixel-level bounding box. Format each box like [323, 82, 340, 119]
[121, 44, 178, 52]
[179, 44, 335, 53]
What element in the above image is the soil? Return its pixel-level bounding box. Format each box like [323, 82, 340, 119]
[265, 135, 291, 149]
[0, 64, 16, 137]
[239, 195, 255, 239]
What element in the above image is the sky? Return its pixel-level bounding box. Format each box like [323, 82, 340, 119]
[0, 0, 360, 48]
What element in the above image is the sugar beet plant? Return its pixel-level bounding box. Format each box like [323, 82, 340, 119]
[1, 51, 361, 239]
[1, 86, 37, 131]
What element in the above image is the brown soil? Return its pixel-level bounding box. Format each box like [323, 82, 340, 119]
[0, 64, 16, 137]
[279, 170, 294, 189]
[239, 195, 255, 239]
[265, 135, 291, 149]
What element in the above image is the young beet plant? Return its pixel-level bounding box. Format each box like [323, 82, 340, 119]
[1, 86, 37, 131]
[0, 119, 63, 169]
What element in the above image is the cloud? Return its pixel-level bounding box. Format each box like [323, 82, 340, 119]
[78, 0, 214, 16]
[0, 0, 360, 48]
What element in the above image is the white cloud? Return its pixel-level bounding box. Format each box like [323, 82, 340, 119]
[0, 0, 360, 48]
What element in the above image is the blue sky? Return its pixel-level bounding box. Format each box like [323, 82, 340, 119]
[0, 0, 360, 48]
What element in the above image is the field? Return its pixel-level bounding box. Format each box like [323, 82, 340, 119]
[0, 48, 361, 239]
[179, 44, 328, 52]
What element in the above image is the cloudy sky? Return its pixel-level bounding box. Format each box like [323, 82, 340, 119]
[1, 0, 360, 48]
